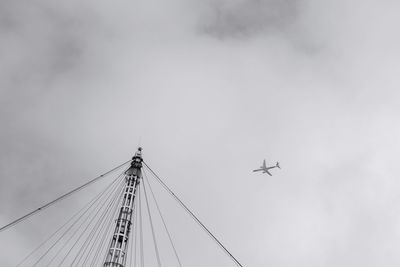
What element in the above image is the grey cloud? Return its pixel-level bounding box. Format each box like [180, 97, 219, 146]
[2, 0, 400, 266]
[0, 1, 104, 99]
[0, 0, 115, 126]
[200, 0, 300, 38]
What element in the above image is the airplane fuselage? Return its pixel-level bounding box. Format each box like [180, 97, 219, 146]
[253, 160, 280, 176]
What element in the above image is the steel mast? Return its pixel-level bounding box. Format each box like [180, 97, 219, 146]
[103, 147, 143, 267]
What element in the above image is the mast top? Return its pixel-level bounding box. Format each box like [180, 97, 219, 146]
[133, 147, 143, 159]
[125, 147, 143, 176]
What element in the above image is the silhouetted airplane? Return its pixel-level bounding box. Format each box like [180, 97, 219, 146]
[253, 159, 280, 176]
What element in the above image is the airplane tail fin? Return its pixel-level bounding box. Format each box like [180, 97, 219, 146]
[276, 162, 280, 169]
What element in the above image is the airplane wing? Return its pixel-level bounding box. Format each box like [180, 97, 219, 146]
[263, 170, 272, 176]
[262, 159, 266, 168]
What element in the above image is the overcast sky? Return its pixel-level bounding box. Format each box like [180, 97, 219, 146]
[1, 0, 400, 266]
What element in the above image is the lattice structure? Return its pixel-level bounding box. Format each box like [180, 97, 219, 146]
[103, 148, 143, 267]
[1, 146, 243, 267]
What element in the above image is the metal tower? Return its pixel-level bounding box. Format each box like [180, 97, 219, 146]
[103, 147, 143, 267]
[0, 145, 243, 267]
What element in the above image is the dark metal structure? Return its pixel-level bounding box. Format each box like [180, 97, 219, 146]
[1, 146, 243, 267]
[103, 148, 143, 267]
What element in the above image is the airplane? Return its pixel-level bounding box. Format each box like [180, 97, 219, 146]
[253, 159, 280, 176]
